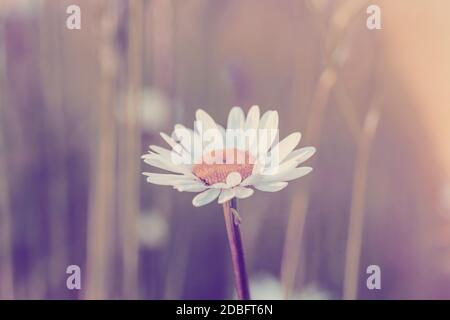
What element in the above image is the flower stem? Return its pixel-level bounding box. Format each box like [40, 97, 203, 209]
[222, 199, 250, 300]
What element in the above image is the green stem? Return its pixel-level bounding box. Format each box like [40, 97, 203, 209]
[222, 198, 250, 300]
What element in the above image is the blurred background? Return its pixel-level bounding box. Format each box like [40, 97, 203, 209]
[1, 0, 450, 300]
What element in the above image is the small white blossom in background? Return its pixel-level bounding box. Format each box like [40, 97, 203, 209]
[141, 88, 171, 131]
[248, 274, 289, 300]
[0, 0, 37, 16]
[138, 210, 169, 250]
[297, 283, 332, 300]
[244, 273, 331, 300]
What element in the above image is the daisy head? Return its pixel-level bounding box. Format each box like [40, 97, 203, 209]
[142, 106, 316, 207]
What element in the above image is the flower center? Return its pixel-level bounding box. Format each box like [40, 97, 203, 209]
[192, 149, 254, 185]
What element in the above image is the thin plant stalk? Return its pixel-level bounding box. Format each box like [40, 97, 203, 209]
[281, 0, 367, 298]
[39, 0, 68, 297]
[281, 68, 336, 298]
[222, 199, 250, 300]
[343, 106, 380, 300]
[162, 0, 193, 299]
[85, 1, 118, 299]
[0, 22, 14, 300]
[120, 0, 143, 299]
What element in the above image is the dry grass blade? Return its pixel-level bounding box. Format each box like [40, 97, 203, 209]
[120, 0, 143, 299]
[343, 105, 381, 300]
[0, 23, 14, 300]
[85, 0, 118, 299]
[280, 0, 368, 299]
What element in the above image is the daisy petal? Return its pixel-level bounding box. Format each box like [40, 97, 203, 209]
[262, 158, 298, 176]
[258, 110, 279, 154]
[175, 183, 208, 192]
[254, 182, 288, 192]
[143, 157, 193, 176]
[245, 105, 260, 153]
[202, 127, 225, 155]
[283, 146, 316, 164]
[196, 109, 217, 133]
[218, 189, 236, 204]
[174, 125, 201, 149]
[259, 110, 272, 127]
[160, 132, 178, 150]
[267, 167, 313, 182]
[217, 124, 226, 145]
[226, 172, 242, 187]
[251, 160, 264, 175]
[143, 172, 196, 186]
[245, 105, 260, 131]
[264, 147, 315, 175]
[282, 167, 312, 181]
[149, 145, 174, 160]
[227, 106, 245, 130]
[234, 187, 254, 199]
[175, 179, 204, 185]
[241, 174, 263, 187]
[147, 146, 186, 168]
[174, 125, 202, 162]
[270, 132, 302, 164]
[211, 182, 228, 189]
[192, 189, 221, 207]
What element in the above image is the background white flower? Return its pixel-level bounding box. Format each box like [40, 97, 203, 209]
[142, 106, 315, 207]
[245, 273, 332, 300]
[138, 209, 169, 250]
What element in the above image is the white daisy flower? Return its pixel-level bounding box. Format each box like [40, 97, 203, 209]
[142, 105, 315, 207]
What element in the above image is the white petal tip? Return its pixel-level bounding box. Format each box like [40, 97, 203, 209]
[255, 182, 288, 192]
[304, 147, 316, 156]
[195, 108, 207, 117]
[192, 189, 221, 207]
[234, 187, 254, 199]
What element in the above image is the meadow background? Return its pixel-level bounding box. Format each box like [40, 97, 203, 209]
[1, 0, 450, 299]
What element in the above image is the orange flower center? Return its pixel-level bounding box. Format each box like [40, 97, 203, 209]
[192, 149, 254, 185]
